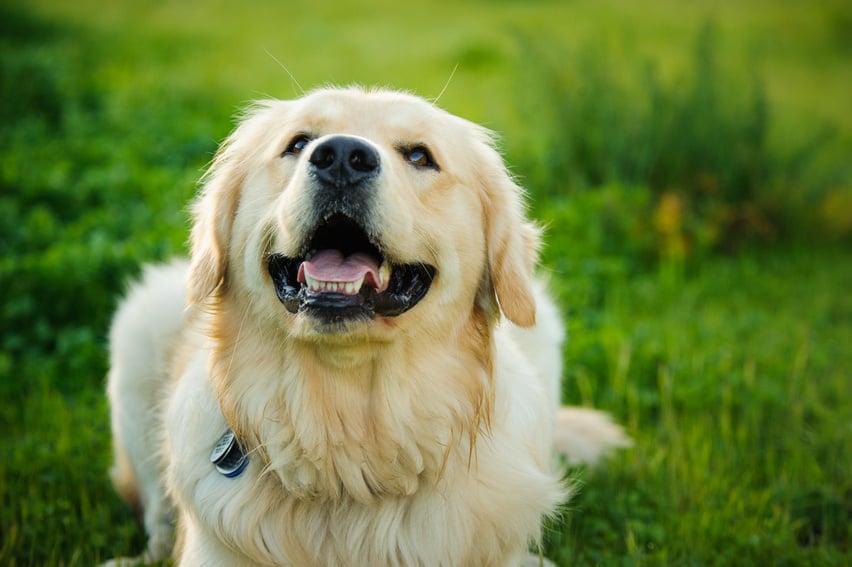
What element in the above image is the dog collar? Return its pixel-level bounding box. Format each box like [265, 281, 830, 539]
[210, 429, 249, 478]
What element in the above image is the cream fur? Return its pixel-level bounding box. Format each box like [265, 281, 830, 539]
[105, 87, 628, 566]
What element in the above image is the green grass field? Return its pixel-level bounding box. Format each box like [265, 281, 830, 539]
[2, 1, 850, 565]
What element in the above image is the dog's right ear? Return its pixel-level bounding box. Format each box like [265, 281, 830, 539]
[187, 153, 242, 305]
[187, 117, 258, 304]
[187, 101, 289, 305]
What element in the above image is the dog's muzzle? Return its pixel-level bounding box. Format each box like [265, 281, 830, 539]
[267, 136, 436, 325]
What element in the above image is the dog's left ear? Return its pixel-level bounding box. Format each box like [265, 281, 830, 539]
[476, 141, 541, 328]
[187, 154, 243, 305]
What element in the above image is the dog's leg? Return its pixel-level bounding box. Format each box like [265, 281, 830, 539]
[108, 365, 174, 561]
[105, 262, 189, 562]
[521, 554, 558, 567]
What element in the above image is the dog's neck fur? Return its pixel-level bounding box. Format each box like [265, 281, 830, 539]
[207, 296, 495, 505]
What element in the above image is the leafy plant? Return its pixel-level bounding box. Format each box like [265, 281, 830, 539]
[511, 25, 849, 259]
[0, 8, 225, 398]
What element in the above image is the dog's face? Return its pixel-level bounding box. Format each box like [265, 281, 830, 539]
[188, 88, 539, 343]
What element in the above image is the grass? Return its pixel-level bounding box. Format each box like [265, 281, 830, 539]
[2, 1, 850, 565]
[542, 246, 851, 565]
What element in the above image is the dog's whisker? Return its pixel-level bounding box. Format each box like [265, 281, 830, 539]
[433, 63, 460, 104]
[264, 49, 305, 96]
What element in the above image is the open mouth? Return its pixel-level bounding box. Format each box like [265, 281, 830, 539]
[267, 214, 436, 322]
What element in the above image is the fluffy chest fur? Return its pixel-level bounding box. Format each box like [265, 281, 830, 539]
[163, 320, 563, 567]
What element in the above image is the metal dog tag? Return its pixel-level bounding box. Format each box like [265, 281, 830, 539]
[210, 429, 249, 478]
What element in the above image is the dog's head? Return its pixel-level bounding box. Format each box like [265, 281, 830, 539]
[188, 87, 540, 341]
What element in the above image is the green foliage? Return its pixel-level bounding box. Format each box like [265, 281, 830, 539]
[1, 2, 850, 565]
[1, 13, 226, 561]
[0, 379, 145, 565]
[0, 7, 226, 397]
[542, 247, 852, 565]
[512, 25, 850, 258]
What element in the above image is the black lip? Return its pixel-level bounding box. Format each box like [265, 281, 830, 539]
[266, 215, 436, 323]
[267, 254, 436, 323]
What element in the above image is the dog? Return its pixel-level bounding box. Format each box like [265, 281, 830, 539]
[105, 87, 630, 566]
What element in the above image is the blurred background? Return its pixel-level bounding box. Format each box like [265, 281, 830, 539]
[1, 0, 850, 564]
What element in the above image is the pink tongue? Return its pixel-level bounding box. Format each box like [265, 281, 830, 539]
[298, 250, 387, 291]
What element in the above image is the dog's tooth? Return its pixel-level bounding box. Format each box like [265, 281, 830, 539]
[379, 262, 391, 287]
[305, 276, 371, 294]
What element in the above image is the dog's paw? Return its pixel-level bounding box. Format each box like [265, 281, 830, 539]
[520, 553, 558, 567]
[554, 407, 632, 466]
[100, 543, 170, 567]
[100, 557, 144, 567]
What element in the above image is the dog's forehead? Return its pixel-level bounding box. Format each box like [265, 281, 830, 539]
[290, 88, 457, 140]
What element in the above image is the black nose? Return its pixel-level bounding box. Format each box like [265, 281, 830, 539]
[308, 136, 380, 187]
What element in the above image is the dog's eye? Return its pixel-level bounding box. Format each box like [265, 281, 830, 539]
[282, 135, 312, 157]
[402, 146, 438, 170]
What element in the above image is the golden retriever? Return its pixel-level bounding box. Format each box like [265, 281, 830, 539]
[105, 87, 629, 566]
